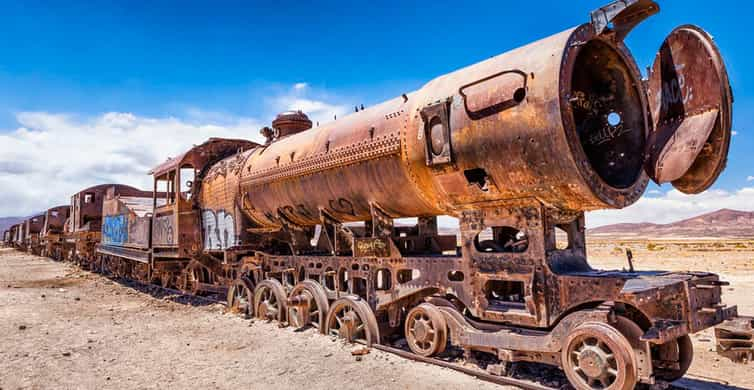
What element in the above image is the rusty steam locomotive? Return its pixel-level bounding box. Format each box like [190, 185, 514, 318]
[3, 1, 753, 389]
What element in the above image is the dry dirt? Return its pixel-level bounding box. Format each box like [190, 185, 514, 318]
[588, 239, 754, 390]
[0, 248, 509, 390]
[1, 244, 753, 390]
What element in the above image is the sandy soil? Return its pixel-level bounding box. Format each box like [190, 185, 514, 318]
[0, 248, 509, 390]
[589, 239, 754, 390]
[1, 244, 753, 390]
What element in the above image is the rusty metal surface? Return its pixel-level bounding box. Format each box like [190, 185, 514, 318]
[40, 205, 70, 258]
[19, 2, 745, 389]
[716, 316, 754, 363]
[646, 25, 733, 194]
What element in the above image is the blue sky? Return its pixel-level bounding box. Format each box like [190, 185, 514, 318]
[0, 1, 752, 223]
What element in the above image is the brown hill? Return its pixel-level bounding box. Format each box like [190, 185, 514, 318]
[0, 216, 25, 236]
[589, 209, 754, 239]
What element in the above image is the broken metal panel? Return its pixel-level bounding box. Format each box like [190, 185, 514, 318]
[590, 0, 659, 41]
[716, 316, 754, 363]
[646, 25, 733, 194]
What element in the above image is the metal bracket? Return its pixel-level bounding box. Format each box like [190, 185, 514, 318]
[277, 210, 312, 255]
[420, 99, 453, 166]
[319, 208, 354, 256]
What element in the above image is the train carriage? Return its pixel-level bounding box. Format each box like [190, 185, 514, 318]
[96, 185, 162, 281]
[65, 184, 152, 269]
[2, 228, 11, 246]
[148, 138, 258, 290]
[7, 225, 18, 248]
[14, 220, 26, 250]
[40, 205, 70, 259]
[24, 214, 46, 255]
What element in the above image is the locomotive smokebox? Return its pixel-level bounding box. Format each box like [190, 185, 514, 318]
[239, 0, 732, 228]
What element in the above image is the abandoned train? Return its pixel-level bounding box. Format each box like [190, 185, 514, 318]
[3, 1, 753, 389]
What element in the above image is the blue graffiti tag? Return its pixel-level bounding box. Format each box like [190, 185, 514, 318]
[103, 214, 128, 245]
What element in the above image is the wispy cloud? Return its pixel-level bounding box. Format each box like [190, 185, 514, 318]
[747, 176, 754, 182]
[587, 187, 754, 228]
[272, 84, 348, 125]
[0, 83, 349, 216]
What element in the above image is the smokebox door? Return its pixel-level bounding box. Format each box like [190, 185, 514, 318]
[645, 25, 732, 194]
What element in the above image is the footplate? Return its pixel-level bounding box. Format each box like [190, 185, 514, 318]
[715, 315, 754, 363]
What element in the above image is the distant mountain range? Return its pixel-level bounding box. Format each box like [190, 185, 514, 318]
[0, 216, 25, 235]
[589, 209, 754, 239]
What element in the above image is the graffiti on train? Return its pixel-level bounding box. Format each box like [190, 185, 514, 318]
[202, 209, 237, 250]
[103, 214, 128, 245]
[152, 215, 174, 245]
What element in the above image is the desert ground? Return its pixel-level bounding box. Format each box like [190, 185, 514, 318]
[588, 238, 754, 390]
[1, 242, 753, 390]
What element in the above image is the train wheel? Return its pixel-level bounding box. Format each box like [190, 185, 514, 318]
[160, 272, 175, 289]
[325, 296, 379, 346]
[287, 280, 329, 333]
[652, 335, 693, 382]
[179, 262, 208, 295]
[562, 322, 638, 390]
[405, 303, 448, 357]
[104, 257, 117, 277]
[114, 258, 126, 278]
[253, 279, 288, 323]
[227, 277, 254, 318]
[133, 263, 149, 283]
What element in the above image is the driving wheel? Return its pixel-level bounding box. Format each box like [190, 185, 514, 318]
[562, 321, 638, 390]
[253, 279, 288, 323]
[405, 303, 448, 357]
[325, 296, 379, 346]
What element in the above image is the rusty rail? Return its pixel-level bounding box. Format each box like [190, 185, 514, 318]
[372, 344, 556, 390]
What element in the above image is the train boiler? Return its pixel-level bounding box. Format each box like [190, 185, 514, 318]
[136, 1, 743, 388]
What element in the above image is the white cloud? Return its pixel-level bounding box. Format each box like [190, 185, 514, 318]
[0, 83, 349, 216]
[747, 176, 754, 182]
[0, 111, 264, 216]
[587, 187, 754, 228]
[273, 84, 348, 125]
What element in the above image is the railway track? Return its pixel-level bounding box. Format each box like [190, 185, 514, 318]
[57, 263, 724, 390]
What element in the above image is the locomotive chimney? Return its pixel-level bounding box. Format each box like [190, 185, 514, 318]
[272, 110, 313, 139]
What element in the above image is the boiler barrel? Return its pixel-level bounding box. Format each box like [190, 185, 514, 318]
[239, 24, 651, 228]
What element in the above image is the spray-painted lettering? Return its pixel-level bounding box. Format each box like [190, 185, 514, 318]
[202, 209, 237, 250]
[103, 214, 128, 245]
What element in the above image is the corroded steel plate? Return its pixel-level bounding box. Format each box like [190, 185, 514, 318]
[646, 25, 733, 194]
